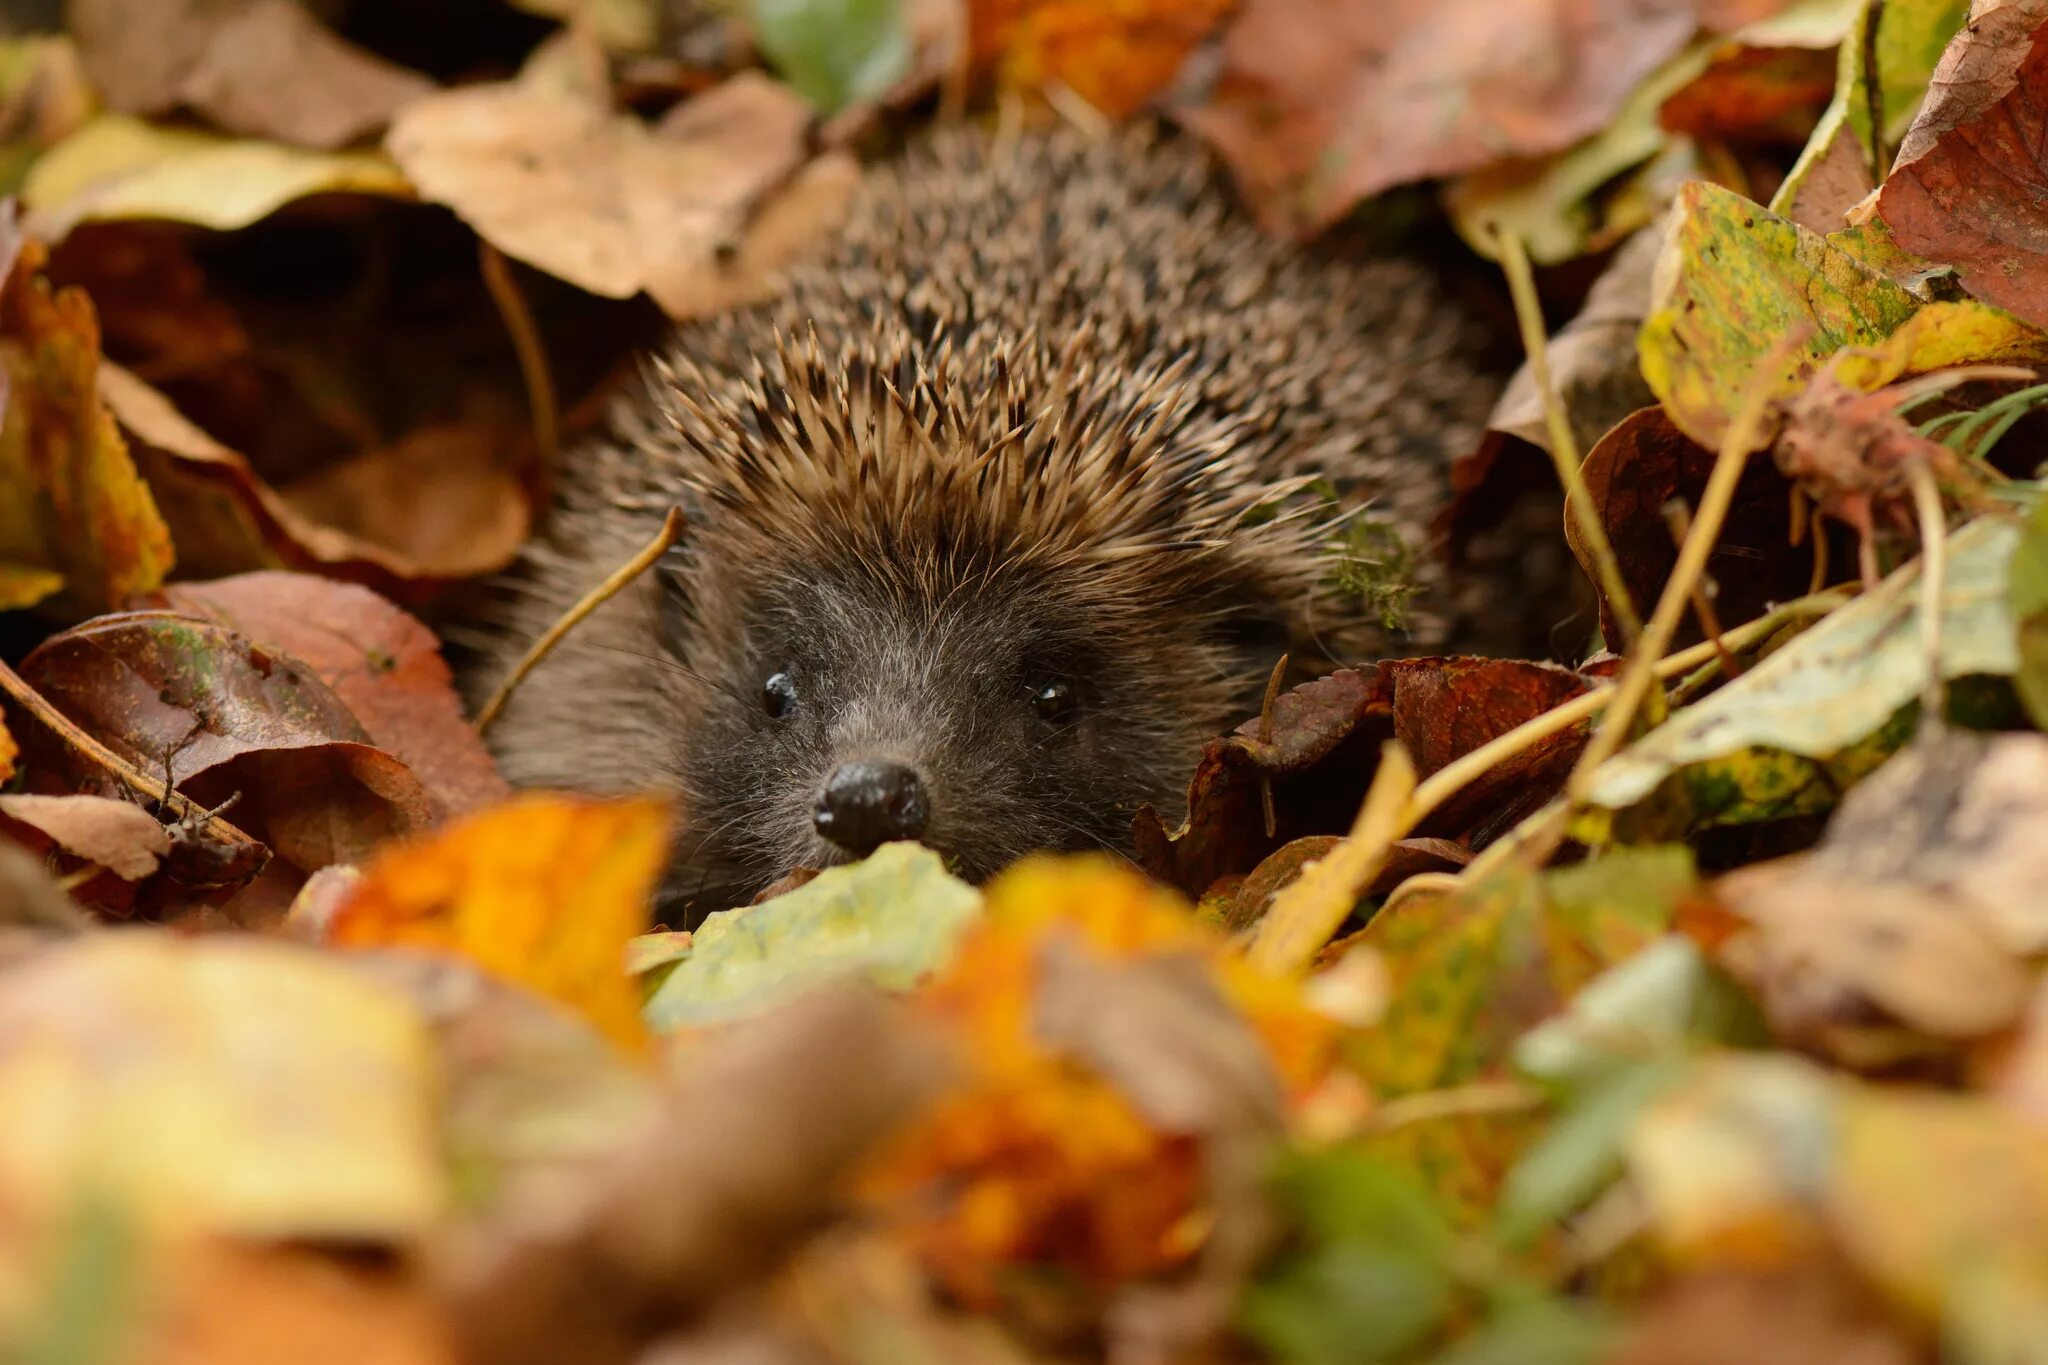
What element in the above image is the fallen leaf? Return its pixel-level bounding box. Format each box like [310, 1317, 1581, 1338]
[328, 794, 672, 1054]
[387, 70, 857, 319]
[859, 855, 1335, 1310]
[0, 931, 442, 1243]
[0, 212, 175, 616]
[15, 610, 435, 872]
[102, 363, 528, 595]
[0, 791, 169, 880]
[2010, 492, 2048, 727]
[970, 0, 1234, 120]
[1566, 406, 1843, 645]
[1603, 1264, 1923, 1365]
[159, 573, 509, 815]
[1180, 0, 1699, 237]
[23, 114, 413, 239]
[1771, 0, 1970, 232]
[1877, 1, 2048, 330]
[510, 0, 660, 50]
[1138, 660, 1595, 901]
[1575, 516, 2018, 836]
[758, 0, 914, 113]
[643, 841, 982, 1031]
[1639, 180, 2048, 453]
[142, 1241, 459, 1365]
[450, 985, 944, 1365]
[1462, 193, 1662, 438]
[276, 422, 533, 582]
[68, 0, 432, 149]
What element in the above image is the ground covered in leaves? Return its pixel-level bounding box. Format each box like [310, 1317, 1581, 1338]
[3, 0, 2048, 1362]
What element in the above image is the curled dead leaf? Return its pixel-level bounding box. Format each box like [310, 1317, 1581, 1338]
[387, 71, 856, 319]
[0, 790, 170, 880]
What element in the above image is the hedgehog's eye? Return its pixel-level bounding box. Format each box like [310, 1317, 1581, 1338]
[1030, 679, 1075, 723]
[762, 671, 798, 719]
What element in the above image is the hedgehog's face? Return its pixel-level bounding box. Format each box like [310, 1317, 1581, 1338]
[652, 550, 1257, 921]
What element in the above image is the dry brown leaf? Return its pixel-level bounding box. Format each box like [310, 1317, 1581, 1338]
[0, 791, 170, 880]
[387, 71, 856, 319]
[1180, 0, 1699, 236]
[160, 574, 508, 815]
[447, 986, 946, 1365]
[102, 363, 529, 595]
[67, 0, 432, 148]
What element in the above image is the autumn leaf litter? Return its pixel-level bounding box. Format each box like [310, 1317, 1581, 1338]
[4, 0, 2048, 1362]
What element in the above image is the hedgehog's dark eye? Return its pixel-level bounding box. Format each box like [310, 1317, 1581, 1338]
[762, 671, 797, 719]
[1030, 679, 1075, 722]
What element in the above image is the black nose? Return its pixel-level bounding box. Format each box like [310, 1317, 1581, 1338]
[813, 760, 930, 855]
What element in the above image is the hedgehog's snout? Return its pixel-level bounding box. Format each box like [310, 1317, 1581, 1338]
[813, 758, 931, 856]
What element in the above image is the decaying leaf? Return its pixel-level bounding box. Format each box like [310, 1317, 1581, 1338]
[0, 932, 442, 1244]
[1181, 0, 1700, 236]
[0, 211, 174, 616]
[387, 70, 856, 319]
[449, 985, 945, 1365]
[158, 574, 508, 816]
[1566, 405, 1832, 645]
[0, 790, 169, 880]
[1714, 732, 2048, 1059]
[643, 841, 982, 1031]
[16, 610, 435, 873]
[328, 795, 672, 1054]
[23, 114, 413, 239]
[1640, 180, 2048, 453]
[1575, 516, 2017, 838]
[858, 856, 1335, 1310]
[102, 364, 529, 595]
[68, 0, 433, 150]
[969, 0, 1234, 120]
[1770, 0, 1970, 232]
[1137, 660, 1595, 902]
[1877, 0, 2048, 330]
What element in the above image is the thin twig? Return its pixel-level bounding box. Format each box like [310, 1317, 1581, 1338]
[1494, 227, 1645, 651]
[480, 240, 560, 491]
[1257, 653, 1289, 839]
[1662, 499, 1741, 678]
[1560, 338, 1804, 816]
[1367, 1080, 1545, 1134]
[1403, 589, 1849, 834]
[476, 507, 686, 734]
[1908, 461, 1949, 729]
[0, 659, 263, 847]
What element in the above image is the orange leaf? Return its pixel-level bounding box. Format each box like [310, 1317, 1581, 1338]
[328, 794, 671, 1055]
[0, 217, 175, 615]
[968, 0, 1235, 120]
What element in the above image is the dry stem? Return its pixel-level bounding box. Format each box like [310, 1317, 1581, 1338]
[476, 506, 686, 734]
[0, 658, 263, 847]
[1494, 227, 1645, 651]
[480, 240, 560, 486]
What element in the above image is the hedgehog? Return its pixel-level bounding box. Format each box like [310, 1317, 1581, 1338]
[476, 126, 1499, 921]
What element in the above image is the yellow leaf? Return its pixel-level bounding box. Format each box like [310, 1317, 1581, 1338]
[0, 711, 14, 782]
[22, 114, 413, 238]
[0, 234, 174, 615]
[329, 794, 671, 1055]
[0, 934, 442, 1246]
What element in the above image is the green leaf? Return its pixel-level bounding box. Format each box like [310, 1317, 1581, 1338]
[1515, 935, 1705, 1087]
[1495, 1058, 1686, 1245]
[746, 0, 911, 114]
[642, 842, 981, 1030]
[1429, 1285, 1613, 1365]
[1575, 517, 2022, 838]
[2009, 496, 2048, 728]
[1242, 1242, 1455, 1365]
[1270, 1147, 1459, 1257]
[1638, 182, 2048, 452]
